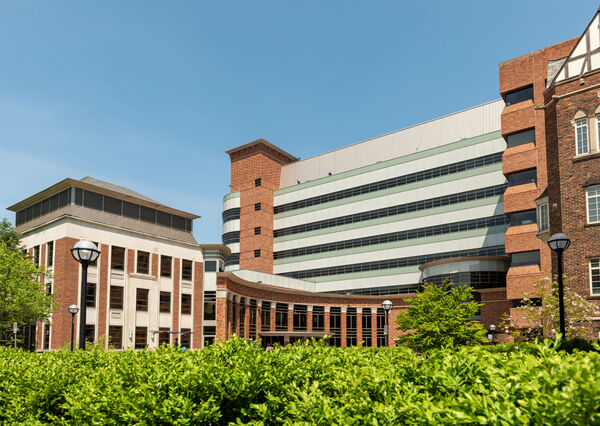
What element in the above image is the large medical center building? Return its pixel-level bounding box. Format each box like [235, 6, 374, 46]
[8, 8, 600, 350]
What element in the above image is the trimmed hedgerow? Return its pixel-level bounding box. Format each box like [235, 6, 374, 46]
[0, 339, 599, 424]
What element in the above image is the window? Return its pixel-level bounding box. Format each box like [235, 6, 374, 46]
[511, 250, 540, 267]
[84, 325, 95, 345]
[261, 301, 271, 332]
[254, 227, 261, 235]
[538, 203, 549, 232]
[111, 246, 125, 271]
[576, 118, 590, 155]
[33, 245, 40, 265]
[47, 241, 54, 267]
[204, 291, 216, 321]
[506, 128, 535, 148]
[507, 168, 537, 187]
[203, 326, 216, 346]
[204, 261, 216, 272]
[160, 255, 172, 277]
[293, 305, 307, 331]
[275, 303, 288, 331]
[181, 293, 192, 315]
[158, 327, 170, 346]
[254, 249, 261, 258]
[110, 286, 124, 309]
[180, 329, 191, 347]
[504, 85, 534, 106]
[510, 210, 537, 227]
[362, 310, 372, 347]
[254, 203, 261, 211]
[104, 196, 122, 216]
[160, 291, 171, 313]
[346, 308, 357, 347]
[137, 251, 149, 274]
[312, 306, 325, 331]
[255, 178, 262, 187]
[135, 326, 147, 349]
[86, 282, 96, 307]
[182, 259, 193, 281]
[108, 325, 122, 349]
[43, 323, 50, 350]
[587, 185, 600, 223]
[591, 258, 600, 295]
[136, 288, 149, 311]
[330, 307, 341, 347]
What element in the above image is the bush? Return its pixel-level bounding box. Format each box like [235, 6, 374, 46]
[1, 338, 600, 424]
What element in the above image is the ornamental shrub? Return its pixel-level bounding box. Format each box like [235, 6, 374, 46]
[1, 338, 600, 424]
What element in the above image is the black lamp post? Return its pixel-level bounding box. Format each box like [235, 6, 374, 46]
[548, 233, 571, 338]
[70, 240, 100, 350]
[381, 300, 393, 347]
[68, 304, 79, 351]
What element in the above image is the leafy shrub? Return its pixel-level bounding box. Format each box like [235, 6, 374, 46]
[1, 338, 600, 424]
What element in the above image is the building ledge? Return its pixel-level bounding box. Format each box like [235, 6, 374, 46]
[572, 151, 600, 163]
[505, 224, 537, 235]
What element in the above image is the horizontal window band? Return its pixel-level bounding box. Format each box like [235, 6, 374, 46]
[225, 252, 240, 266]
[275, 130, 502, 196]
[222, 231, 240, 245]
[222, 208, 240, 223]
[274, 225, 508, 265]
[274, 183, 507, 239]
[280, 245, 506, 280]
[274, 214, 510, 261]
[274, 152, 503, 215]
[274, 163, 503, 220]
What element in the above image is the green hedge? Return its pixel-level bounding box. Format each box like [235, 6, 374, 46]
[1, 339, 599, 424]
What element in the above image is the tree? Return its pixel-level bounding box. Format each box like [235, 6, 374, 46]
[501, 276, 600, 341]
[395, 280, 487, 351]
[0, 218, 23, 252]
[0, 242, 55, 338]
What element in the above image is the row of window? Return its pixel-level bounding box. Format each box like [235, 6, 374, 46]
[281, 245, 506, 280]
[230, 300, 388, 347]
[534, 185, 599, 233]
[273, 184, 508, 238]
[15, 189, 71, 226]
[507, 168, 537, 187]
[73, 188, 193, 232]
[273, 214, 510, 260]
[505, 128, 535, 148]
[273, 152, 504, 214]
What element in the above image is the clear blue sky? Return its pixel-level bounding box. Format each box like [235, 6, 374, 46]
[0, 1, 593, 243]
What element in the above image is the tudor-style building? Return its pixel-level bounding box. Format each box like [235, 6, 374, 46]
[542, 9, 600, 307]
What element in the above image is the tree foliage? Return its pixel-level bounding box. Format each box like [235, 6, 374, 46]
[0, 242, 55, 332]
[0, 218, 22, 252]
[395, 280, 487, 350]
[501, 276, 600, 341]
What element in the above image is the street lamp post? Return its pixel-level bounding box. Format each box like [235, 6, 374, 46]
[381, 300, 393, 347]
[68, 304, 79, 351]
[548, 233, 571, 338]
[487, 324, 496, 344]
[70, 240, 100, 350]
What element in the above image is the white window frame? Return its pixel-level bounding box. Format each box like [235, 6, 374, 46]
[576, 117, 590, 155]
[537, 202, 549, 232]
[596, 114, 600, 152]
[590, 257, 600, 295]
[587, 185, 600, 224]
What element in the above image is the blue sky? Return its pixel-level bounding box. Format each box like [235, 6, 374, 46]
[0, 1, 593, 243]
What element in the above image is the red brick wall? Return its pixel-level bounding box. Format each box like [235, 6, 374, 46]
[500, 38, 577, 299]
[192, 261, 204, 349]
[51, 237, 79, 349]
[545, 71, 600, 302]
[172, 258, 181, 333]
[97, 243, 109, 342]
